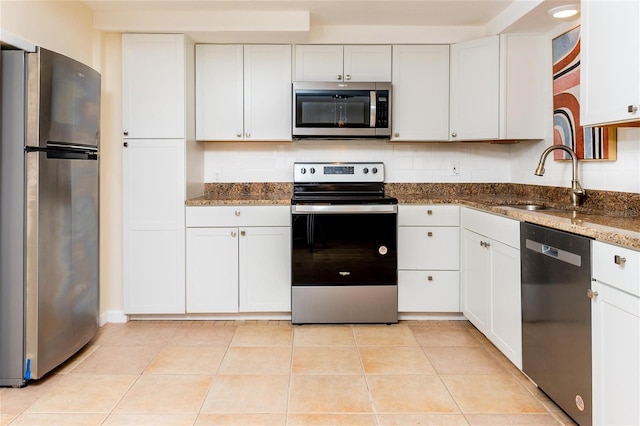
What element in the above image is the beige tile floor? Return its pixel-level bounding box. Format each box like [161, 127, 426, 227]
[0, 320, 577, 426]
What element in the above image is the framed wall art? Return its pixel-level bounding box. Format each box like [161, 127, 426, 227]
[552, 25, 616, 161]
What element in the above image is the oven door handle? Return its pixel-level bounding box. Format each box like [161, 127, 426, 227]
[291, 204, 397, 214]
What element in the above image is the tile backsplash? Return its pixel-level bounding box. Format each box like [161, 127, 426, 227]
[203, 127, 640, 193]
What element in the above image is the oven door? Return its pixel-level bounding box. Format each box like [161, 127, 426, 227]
[291, 204, 397, 286]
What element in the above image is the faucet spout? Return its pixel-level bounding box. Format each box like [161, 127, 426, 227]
[534, 145, 585, 207]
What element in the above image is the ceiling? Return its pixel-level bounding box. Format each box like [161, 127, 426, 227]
[83, 0, 580, 42]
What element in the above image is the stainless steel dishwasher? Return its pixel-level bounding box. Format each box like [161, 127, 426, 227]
[520, 222, 592, 426]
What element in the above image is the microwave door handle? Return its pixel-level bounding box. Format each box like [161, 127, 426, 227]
[370, 91, 376, 128]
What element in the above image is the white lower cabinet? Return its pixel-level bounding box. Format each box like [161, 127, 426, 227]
[123, 139, 186, 314]
[591, 241, 640, 426]
[397, 205, 460, 313]
[186, 206, 291, 314]
[461, 208, 522, 368]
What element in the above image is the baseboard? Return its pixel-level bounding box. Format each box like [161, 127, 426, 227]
[398, 312, 466, 321]
[99, 310, 128, 326]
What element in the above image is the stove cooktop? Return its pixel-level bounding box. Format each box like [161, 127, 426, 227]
[292, 162, 396, 205]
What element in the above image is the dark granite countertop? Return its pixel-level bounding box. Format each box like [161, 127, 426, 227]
[186, 182, 640, 250]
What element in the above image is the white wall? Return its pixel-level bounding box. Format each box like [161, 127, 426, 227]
[0, 0, 99, 68]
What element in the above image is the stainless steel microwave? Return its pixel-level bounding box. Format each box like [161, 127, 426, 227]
[292, 82, 391, 138]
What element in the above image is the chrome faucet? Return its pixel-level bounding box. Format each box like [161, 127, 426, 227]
[534, 145, 585, 207]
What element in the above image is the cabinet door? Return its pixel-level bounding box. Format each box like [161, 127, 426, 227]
[398, 227, 459, 270]
[488, 241, 522, 369]
[592, 281, 640, 425]
[581, 1, 640, 126]
[244, 45, 292, 141]
[391, 45, 449, 141]
[123, 139, 185, 314]
[450, 36, 499, 140]
[239, 226, 291, 312]
[343, 45, 392, 82]
[122, 34, 185, 139]
[461, 229, 491, 333]
[294, 45, 343, 81]
[186, 227, 239, 313]
[195, 45, 244, 141]
[500, 34, 548, 140]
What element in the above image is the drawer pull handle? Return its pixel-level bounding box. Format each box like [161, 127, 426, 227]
[235, 210, 241, 216]
[231, 231, 237, 237]
[427, 232, 433, 237]
[614, 255, 626, 265]
[587, 289, 599, 300]
[628, 105, 638, 113]
[480, 241, 491, 248]
[427, 209, 433, 215]
[240, 230, 246, 236]
[427, 275, 433, 281]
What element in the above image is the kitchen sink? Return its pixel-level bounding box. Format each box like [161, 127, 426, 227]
[502, 204, 568, 212]
[511, 204, 550, 211]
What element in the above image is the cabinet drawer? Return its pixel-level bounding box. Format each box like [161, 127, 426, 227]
[462, 207, 520, 249]
[186, 205, 290, 227]
[593, 241, 640, 297]
[398, 226, 459, 270]
[398, 270, 460, 312]
[398, 205, 460, 226]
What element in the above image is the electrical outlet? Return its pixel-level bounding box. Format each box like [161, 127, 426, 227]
[450, 162, 460, 176]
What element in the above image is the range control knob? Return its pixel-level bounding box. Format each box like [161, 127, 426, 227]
[372, 167, 378, 174]
[310, 167, 316, 174]
[363, 167, 369, 174]
[300, 168, 307, 174]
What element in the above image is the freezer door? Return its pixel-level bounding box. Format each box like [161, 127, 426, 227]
[24, 150, 99, 379]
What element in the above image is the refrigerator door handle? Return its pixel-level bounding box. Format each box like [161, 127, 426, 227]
[25, 145, 98, 160]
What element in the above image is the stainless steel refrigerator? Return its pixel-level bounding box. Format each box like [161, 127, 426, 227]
[1, 47, 100, 387]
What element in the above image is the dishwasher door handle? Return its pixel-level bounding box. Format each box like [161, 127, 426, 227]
[525, 239, 582, 267]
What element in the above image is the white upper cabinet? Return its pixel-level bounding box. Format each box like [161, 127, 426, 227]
[294, 45, 392, 81]
[122, 34, 186, 139]
[195, 45, 244, 141]
[581, 0, 640, 126]
[450, 36, 499, 140]
[243, 45, 293, 141]
[391, 45, 450, 141]
[196, 44, 292, 141]
[449, 34, 547, 141]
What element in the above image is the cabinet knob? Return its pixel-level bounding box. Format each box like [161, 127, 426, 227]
[245, 132, 251, 138]
[345, 75, 351, 81]
[123, 130, 129, 136]
[427, 231, 433, 237]
[240, 230, 246, 236]
[394, 133, 400, 138]
[451, 132, 457, 138]
[587, 289, 599, 300]
[628, 105, 638, 113]
[614, 255, 627, 265]
[427, 209, 433, 215]
[336, 74, 342, 80]
[427, 275, 433, 281]
[236, 133, 242, 138]
[123, 142, 128, 148]
[231, 231, 237, 237]
[234, 210, 241, 216]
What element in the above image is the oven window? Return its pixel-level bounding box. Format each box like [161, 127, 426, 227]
[291, 213, 397, 285]
[296, 91, 371, 128]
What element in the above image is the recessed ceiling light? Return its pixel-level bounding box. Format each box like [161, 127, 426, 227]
[549, 4, 579, 18]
